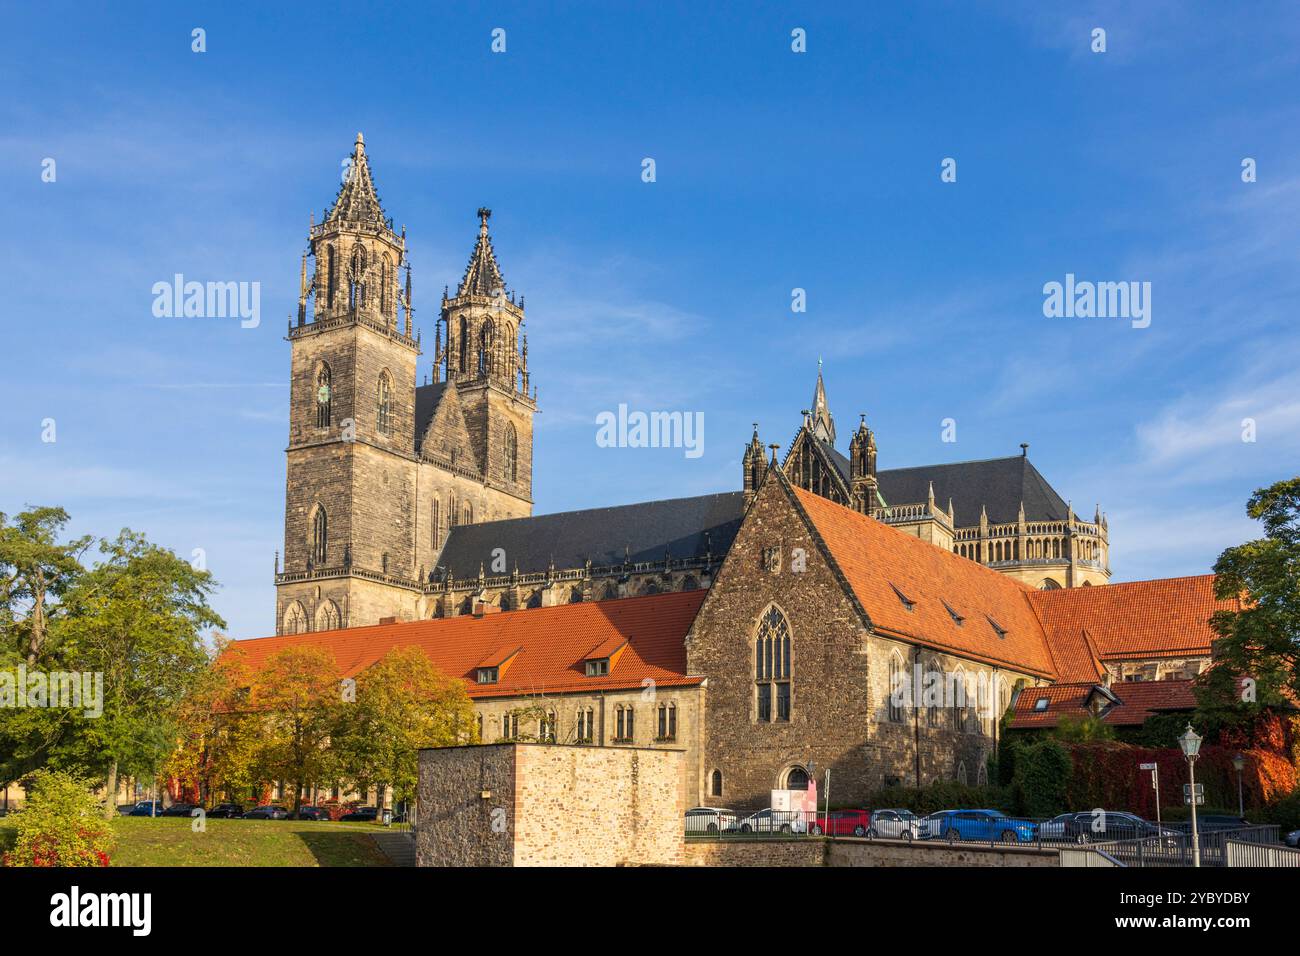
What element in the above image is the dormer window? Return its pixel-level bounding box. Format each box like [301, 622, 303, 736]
[585, 658, 609, 677]
[477, 667, 499, 684]
[890, 584, 916, 612]
[942, 601, 964, 626]
[986, 615, 1007, 639]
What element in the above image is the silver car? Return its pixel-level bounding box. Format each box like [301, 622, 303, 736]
[868, 808, 919, 841]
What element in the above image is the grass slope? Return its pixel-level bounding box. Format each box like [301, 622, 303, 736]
[0, 817, 393, 867]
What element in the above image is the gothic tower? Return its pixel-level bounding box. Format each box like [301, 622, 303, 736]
[276, 138, 539, 633]
[437, 208, 536, 506]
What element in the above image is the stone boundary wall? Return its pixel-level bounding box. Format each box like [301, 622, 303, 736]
[683, 838, 1060, 868]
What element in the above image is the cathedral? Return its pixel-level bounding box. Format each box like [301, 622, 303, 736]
[240, 135, 1224, 810]
[275, 135, 1109, 638]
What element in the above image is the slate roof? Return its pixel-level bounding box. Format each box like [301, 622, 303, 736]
[876, 455, 1070, 527]
[435, 491, 745, 579]
[227, 590, 706, 700]
[413, 381, 449, 451]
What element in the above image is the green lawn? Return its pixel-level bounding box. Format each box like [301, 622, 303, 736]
[0, 816, 394, 867]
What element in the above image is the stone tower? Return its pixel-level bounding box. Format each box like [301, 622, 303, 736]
[275, 136, 537, 634]
[438, 208, 536, 508]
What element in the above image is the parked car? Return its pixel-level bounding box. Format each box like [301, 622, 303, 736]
[922, 809, 1037, 844]
[295, 805, 330, 821]
[243, 805, 289, 820]
[207, 803, 245, 819]
[1067, 811, 1177, 844]
[867, 808, 920, 841]
[735, 808, 807, 834]
[810, 809, 870, 837]
[1193, 814, 1250, 832]
[685, 806, 737, 834]
[125, 800, 163, 817]
[340, 806, 379, 822]
[1284, 829, 1300, 848]
[160, 802, 200, 818]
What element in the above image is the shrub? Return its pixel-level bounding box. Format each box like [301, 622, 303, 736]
[1, 770, 114, 867]
[1013, 739, 1072, 817]
[1257, 789, 1300, 831]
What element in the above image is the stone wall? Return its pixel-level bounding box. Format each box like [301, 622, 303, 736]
[416, 743, 685, 867]
[682, 838, 1059, 867]
[683, 839, 827, 867]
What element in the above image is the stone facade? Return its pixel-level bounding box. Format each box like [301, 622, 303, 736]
[686, 474, 1045, 811]
[275, 138, 535, 633]
[416, 743, 685, 867]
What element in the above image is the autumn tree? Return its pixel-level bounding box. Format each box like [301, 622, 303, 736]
[255, 645, 341, 817]
[331, 646, 476, 814]
[0, 506, 90, 665]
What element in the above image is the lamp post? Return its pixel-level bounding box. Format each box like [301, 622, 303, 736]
[1178, 724, 1203, 867]
[1232, 753, 1246, 818]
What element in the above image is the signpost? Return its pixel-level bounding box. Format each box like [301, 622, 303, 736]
[1183, 783, 1205, 806]
[1140, 762, 1160, 829]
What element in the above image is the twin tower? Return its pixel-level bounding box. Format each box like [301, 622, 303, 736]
[275, 134, 537, 634]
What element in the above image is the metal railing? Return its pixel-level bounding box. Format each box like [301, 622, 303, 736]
[1225, 839, 1300, 867]
[1081, 826, 1280, 867]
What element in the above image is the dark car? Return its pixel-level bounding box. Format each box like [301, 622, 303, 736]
[243, 805, 289, 820]
[1065, 811, 1176, 844]
[339, 806, 379, 822]
[160, 802, 200, 818]
[207, 803, 245, 819]
[125, 800, 163, 817]
[295, 805, 330, 820]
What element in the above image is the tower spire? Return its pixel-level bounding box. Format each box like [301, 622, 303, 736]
[327, 131, 387, 225]
[459, 207, 506, 297]
[810, 361, 835, 445]
[403, 261, 413, 338]
[297, 251, 308, 325]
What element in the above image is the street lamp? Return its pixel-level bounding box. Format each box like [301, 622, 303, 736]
[1232, 753, 1246, 818]
[1178, 724, 1203, 867]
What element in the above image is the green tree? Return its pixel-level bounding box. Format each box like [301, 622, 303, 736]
[1013, 739, 1073, 817]
[58, 531, 223, 817]
[1202, 476, 1300, 721]
[331, 646, 476, 815]
[255, 645, 340, 817]
[0, 506, 90, 664]
[1053, 713, 1115, 743]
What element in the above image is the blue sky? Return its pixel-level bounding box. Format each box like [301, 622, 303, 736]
[3, 1, 1298, 639]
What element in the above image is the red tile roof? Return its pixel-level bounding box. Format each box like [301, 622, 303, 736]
[225, 590, 706, 699]
[1028, 575, 1238, 682]
[1007, 678, 1199, 729]
[791, 486, 1057, 678]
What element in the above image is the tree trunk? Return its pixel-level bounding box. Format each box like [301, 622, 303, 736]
[104, 761, 118, 820]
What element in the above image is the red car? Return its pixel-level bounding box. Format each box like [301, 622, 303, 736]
[810, 809, 871, 837]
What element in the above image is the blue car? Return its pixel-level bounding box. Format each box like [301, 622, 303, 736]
[922, 809, 1037, 844]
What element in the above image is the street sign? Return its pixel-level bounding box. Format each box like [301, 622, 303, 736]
[1139, 762, 1157, 770]
[1183, 783, 1204, 806]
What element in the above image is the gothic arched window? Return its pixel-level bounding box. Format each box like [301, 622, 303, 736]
[784, 766, 809, 791]
[311, 506, 327, 566]
[710, 769, 723, 797]
[477, 320, 494, 377]
[349, 244, 367, 310]
[754, 605, 791, 722]
[325, 246, 335, 309]
[431, 497, 441, 547]
[458, 317, 469, 373]
[315, 363, 332, 428]
[283, 601, 306, 635]
[888, 651, 905, 723]
[504, 423, 518, 483]
[314, 600, 340, 632]
[376, 371, 392, 434]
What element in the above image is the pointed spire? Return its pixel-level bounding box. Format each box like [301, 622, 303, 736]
[927, 481, 936, 509]
[433, 318, 442, 384]
[403, 261, 413, 338]
[297, 251, 308, 325]
[1018, 500, 1026, 524]
[810, 360, 836, 444]
[326, 132, 387, 226]
[458, 207, 506, 297]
